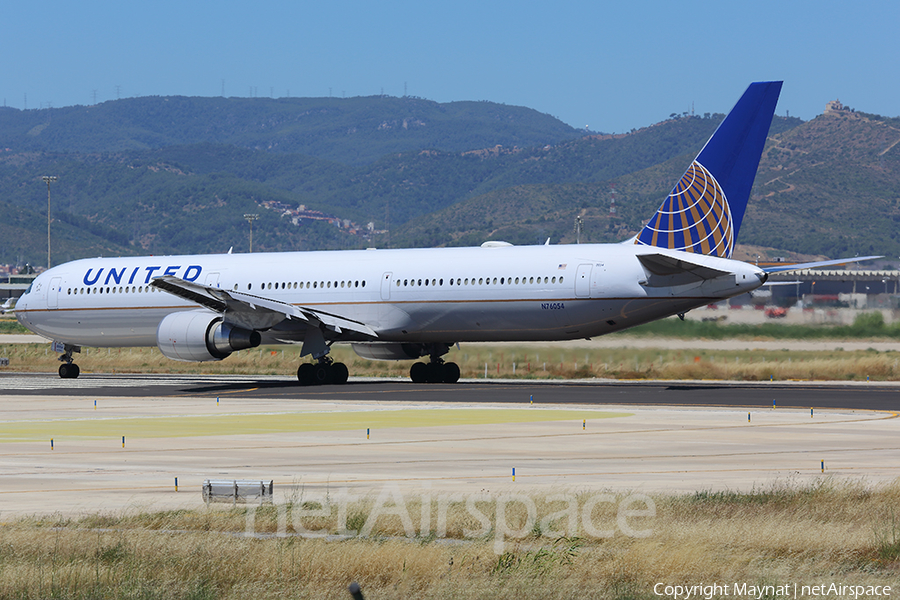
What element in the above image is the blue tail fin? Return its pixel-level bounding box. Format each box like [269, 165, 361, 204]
[635, 81, 782, 258]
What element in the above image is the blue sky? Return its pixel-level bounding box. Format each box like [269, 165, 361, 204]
[3, 0, 897, 133]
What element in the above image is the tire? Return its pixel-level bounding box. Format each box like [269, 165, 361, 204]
[314, 364, 332, 385]
[297, 363, 316, 386]
[410, 362, 427, 383]
[331, 362, 349, 385]
[442, 362, 460, 383]
[425, 362, 443, 383]
[59, 363, 80, 379]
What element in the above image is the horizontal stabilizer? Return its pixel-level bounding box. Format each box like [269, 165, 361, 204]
[638, 253, 732, 282]
[762, 255, 882, 273]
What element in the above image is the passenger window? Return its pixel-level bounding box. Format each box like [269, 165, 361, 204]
[560, 276, 564, 283]
[492, 277, 497, 285]
[478, 278, 483, 285]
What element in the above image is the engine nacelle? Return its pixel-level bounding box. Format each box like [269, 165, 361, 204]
[351, 342, 451, 361]
[157, 310, 261, 362]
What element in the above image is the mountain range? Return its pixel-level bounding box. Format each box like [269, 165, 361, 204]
[0, 93, 897, 268]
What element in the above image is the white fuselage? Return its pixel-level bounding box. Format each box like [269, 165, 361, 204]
[15, 243, 765, 349]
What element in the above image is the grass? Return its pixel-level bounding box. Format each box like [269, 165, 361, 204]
[618, 311, 900, 340]
[0, 317, 28, 334]
[1, 480, 898, 599]
[3, 341, 900, 381]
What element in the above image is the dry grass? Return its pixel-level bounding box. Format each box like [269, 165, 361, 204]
[2, 480, 899, 599]
[3, 341, 900, 382]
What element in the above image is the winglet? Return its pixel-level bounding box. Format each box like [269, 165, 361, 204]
[635, 81, 782, 258]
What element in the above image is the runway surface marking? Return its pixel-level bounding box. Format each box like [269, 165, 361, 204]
[0, 408, 629, 442]
[0, 374, 259, 390]
[0, 407, 888, 453]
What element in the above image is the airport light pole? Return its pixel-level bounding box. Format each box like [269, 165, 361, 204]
[243, 213, 259, 252]
[42, 176, 58, 268]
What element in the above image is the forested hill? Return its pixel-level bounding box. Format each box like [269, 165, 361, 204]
[2, 91, 898, 268]
[389, 108, 900, 258]
[0, 96, 582, 165]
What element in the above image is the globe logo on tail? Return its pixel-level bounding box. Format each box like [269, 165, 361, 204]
[635, 160, 734, 258]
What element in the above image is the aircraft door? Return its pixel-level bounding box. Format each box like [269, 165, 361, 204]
[380, 272, 392, 301]
[48, 277, 61, 309]
[205, 272, 220, 288]
[575, 264, 592, 298]
[590, 263, 606, 298]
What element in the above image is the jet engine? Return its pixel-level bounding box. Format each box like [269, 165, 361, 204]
[351, 342, 450, 361]
[157, 310, 261, 362]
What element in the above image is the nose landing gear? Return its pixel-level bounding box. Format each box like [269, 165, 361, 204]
[57, 343, 81, 379]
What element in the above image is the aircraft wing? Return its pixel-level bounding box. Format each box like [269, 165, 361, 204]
[150, 276, 377, 337]
[762, 256, 882, 273]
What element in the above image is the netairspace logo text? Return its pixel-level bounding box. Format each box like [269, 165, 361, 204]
[653, 582, 892, 600]
[241, 484, 656, 554]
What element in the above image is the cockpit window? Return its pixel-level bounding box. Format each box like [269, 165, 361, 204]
[24, 283, 33, 295]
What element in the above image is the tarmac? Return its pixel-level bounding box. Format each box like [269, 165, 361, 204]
[1, 390, 897, 518]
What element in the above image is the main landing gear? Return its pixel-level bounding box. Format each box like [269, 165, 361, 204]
[409, 357, 460, 384]
[297, 356, 349, 386]
[57, 344, 81, 379]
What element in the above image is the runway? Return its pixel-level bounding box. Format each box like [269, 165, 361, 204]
[1, 372, 898, 518]
[2, 371, 900, 411]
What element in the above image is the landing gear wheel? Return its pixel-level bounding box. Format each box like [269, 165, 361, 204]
[297, 363, 316, 386]
[331, 362, 349, 385]
[314, 364, 332, 385]
[410, 362, 427, 383]
[442, 362, 460, 383]
[59, 363, 80, 379]
[425, 362, 444, 383]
